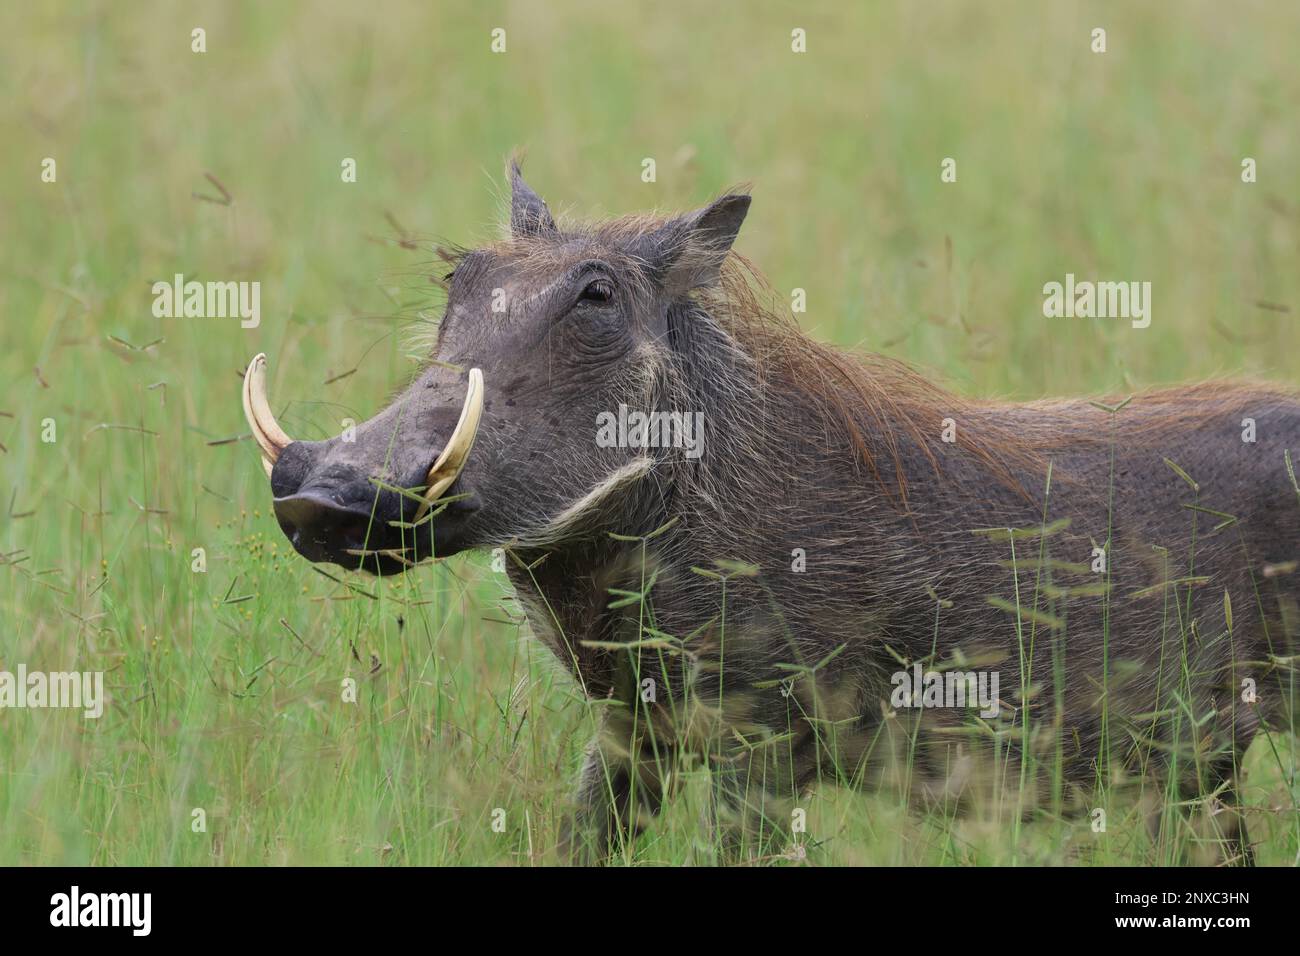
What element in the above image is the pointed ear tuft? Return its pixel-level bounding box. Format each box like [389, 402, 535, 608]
[643, 193, 751, 293]
[508, 160, 557, 238]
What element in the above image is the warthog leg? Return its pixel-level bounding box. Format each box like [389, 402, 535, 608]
[559, 711, 666, 864]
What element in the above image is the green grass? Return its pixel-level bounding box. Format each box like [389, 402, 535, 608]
[1, 0, 1297, 865]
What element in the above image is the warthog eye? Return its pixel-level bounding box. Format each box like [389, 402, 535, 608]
[579, 279, 614, 303]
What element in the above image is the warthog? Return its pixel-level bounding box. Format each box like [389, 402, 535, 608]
[243, 163, 1299, 863]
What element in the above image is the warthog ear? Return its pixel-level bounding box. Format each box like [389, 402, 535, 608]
[643, 193, 751, 293]
[508, 160, 557, 238]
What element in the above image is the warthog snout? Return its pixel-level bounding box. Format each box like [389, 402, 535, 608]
[268, 436, 463, 574]
[243, 353, 485, 573]
[272, 490, 380, 566]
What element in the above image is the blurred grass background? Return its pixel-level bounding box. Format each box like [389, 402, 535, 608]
[0, 0, 1296, 864]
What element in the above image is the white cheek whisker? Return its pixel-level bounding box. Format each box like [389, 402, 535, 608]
[509, 456, 655, 547]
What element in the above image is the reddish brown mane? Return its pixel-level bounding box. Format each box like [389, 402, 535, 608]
[702, 253, 1046, 507]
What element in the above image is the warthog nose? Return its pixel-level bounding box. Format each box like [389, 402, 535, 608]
[273, 492, 377, 565]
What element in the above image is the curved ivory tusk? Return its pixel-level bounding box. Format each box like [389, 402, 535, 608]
[242, 353, 294, 473]
[417, 367, 484, 517]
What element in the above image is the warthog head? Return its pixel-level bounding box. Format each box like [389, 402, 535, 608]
[243, 163, 749, 574]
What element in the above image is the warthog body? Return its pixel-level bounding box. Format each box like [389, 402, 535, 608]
[250, 164, 1299, 862]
